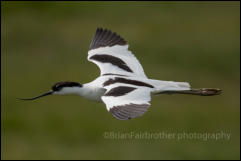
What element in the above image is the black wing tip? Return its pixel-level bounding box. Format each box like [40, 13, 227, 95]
[109, 103, 150, 120]
[89, 27, 127, 50]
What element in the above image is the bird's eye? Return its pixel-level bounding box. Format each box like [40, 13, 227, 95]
[52, 83, 62, 91]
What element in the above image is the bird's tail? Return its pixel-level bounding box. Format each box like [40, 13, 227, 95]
[150, 79, 221, 96]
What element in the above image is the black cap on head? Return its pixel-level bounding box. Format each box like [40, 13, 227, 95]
[52, 81, 82, 91]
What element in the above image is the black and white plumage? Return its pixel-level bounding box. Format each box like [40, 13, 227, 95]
[19, 28, 222, 120]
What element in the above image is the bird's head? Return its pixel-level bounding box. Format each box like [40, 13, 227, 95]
[18, 81, 82, 100]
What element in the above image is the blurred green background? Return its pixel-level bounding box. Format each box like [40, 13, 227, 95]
[1, 1, 240, 160]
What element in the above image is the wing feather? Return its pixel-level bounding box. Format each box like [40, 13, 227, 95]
[88, 28, 147, 78]
[101, 84, 151, 120]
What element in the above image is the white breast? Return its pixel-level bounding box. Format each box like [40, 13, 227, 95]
[79, 86, 106, 102]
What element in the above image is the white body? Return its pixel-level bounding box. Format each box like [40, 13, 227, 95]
[56, 75, 190, 102]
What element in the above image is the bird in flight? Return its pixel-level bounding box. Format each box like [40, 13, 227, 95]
[19, 28, 222, 120]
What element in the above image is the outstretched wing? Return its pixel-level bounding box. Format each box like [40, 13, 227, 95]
[101, 84, 152, 120]
[88, 28, 147, 78]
